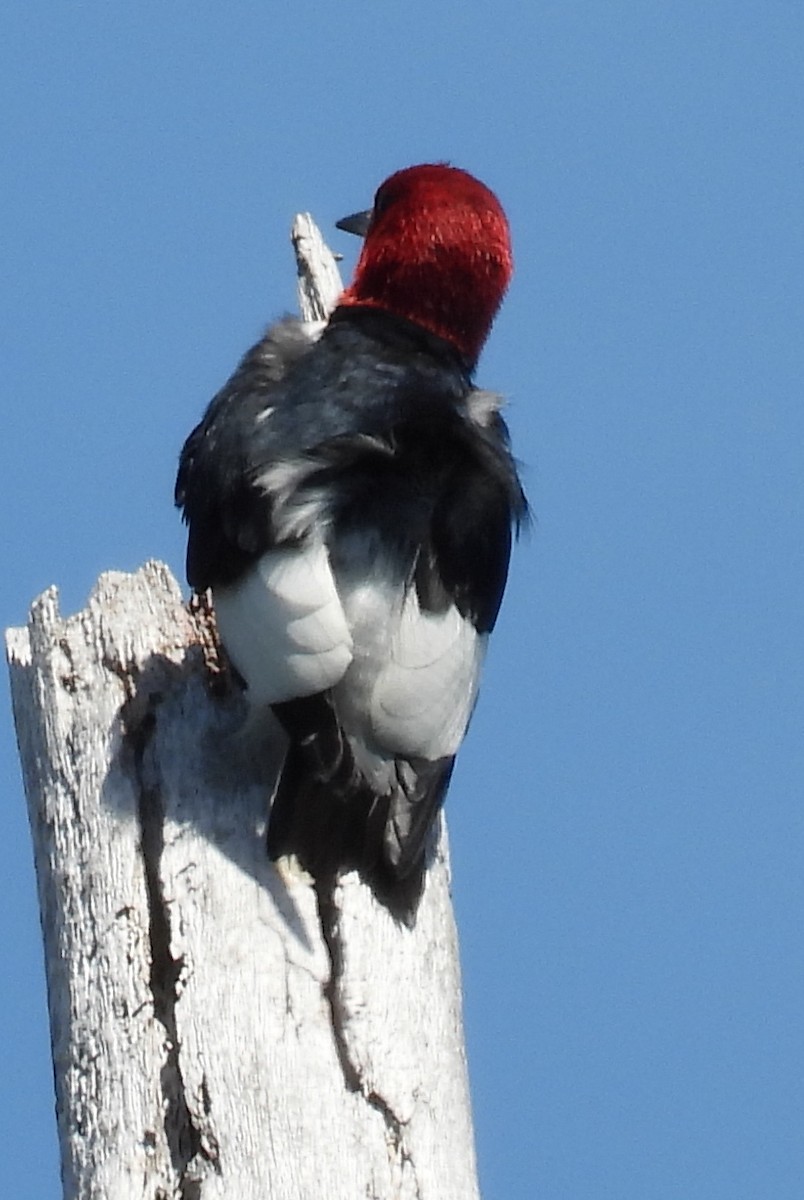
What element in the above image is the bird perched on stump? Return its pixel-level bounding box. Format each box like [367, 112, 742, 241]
[176, 163, 527, 922]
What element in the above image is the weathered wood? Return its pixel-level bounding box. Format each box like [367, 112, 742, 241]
[291, 211, 345, 321]
[5, 218, 480, 1199]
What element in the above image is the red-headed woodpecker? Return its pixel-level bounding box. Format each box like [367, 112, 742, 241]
[176, 164, 527, 921]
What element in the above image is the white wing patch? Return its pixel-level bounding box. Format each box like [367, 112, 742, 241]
[214, 532, 484, 763]
[213, 543, 353, 706]
[333, 566, 484, 762]
[371, 591, 485, 759]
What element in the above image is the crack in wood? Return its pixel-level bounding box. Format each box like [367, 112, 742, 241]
[314, 875, 363, 1095]
[111, 656, 222, 1194]
[314, 877, 419, 1192]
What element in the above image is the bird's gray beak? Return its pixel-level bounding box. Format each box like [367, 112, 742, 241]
[336, 208, 373, 238]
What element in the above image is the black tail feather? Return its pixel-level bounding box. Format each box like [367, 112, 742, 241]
[268, 693, 454, 922]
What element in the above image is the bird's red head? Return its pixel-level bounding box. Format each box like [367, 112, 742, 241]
[336, 164, 512, 367]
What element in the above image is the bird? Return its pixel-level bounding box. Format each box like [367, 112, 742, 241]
[175, 163, 527, 922]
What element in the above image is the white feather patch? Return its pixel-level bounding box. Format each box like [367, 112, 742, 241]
[213, 543, 353, 706]
[466, 388, 504, 428]
[371, 591, 485, 759]
[256, 456, 319, 503]
[255, 457, 333, 543]
[332, 565, 484, 762]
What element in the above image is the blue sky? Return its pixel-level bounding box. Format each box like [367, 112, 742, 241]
[2, 3, 803, 1196]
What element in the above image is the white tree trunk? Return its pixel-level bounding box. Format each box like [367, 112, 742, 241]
[5, 218, 480, 1200]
